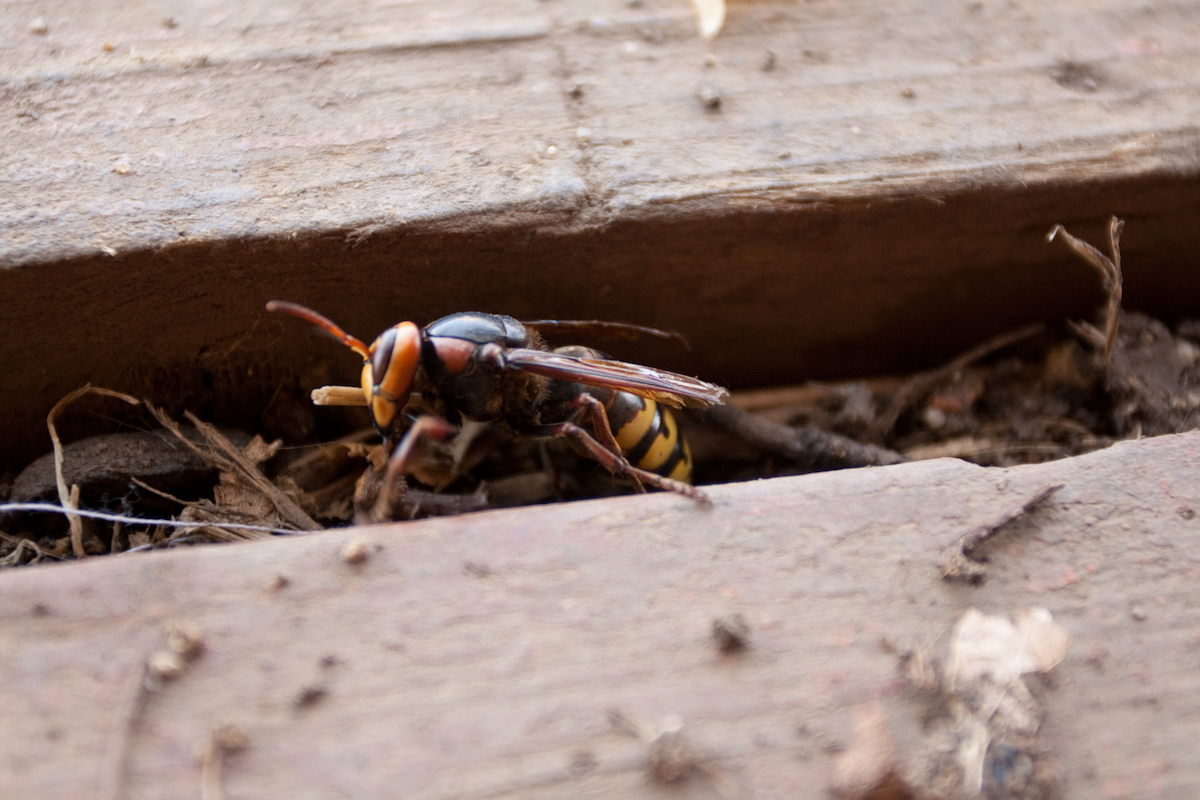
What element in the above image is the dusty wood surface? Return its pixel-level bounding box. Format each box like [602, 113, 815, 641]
[2, 0, 1200, 472]
[3, 0, 1199, 262]
[2, 432, 1198, 798]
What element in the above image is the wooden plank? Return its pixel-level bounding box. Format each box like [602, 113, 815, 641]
[2, 0, 1199, 471]
[3, 0, 1199, 263]
[2, 432, 1198, 797]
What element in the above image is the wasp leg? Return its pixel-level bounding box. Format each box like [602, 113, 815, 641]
[571, 393, 645, 493]
[522, 421, 710, 506]
[368, 415, 459, 522]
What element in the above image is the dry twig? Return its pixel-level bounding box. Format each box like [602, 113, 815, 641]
[939, 483, 1064, 582]
[145, 405, 320, 532]
[1048, 217, 1124, 365]
[607, 710, 740, 796]
[704, 404, 906, 470]
[870, 323, 1045, 440]
[0, 530, 62, 566]
[47, 384, 140, 557]
[185, 411, 321, 531]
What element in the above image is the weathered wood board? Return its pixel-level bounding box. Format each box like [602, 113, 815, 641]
[3, 0, 1199, 260]
[2, 432, 1198, 798]
[2, 0, 1200, 470]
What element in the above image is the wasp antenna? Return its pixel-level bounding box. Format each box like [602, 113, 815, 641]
[266, 300, 371, 359]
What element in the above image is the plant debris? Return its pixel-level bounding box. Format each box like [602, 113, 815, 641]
[711, 613, 751, 653]
[608, 710, 737, 794]
[698, 216, 1200, 485]
[1, 392, 321, 564]
[48, 386, 140, 557]
[1048, 218, 1123, 364]
[146, 621, 205, 689]
[886, 608, 1070, 800]
[294, 684, 329, 709]
[939, 483, 1064, 583]
[340, 537, 371, 564]
[199, 723, 250, 800]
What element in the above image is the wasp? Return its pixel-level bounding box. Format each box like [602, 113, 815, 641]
[266, 301, 728, 517]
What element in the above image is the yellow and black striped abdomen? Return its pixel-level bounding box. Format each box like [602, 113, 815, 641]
[605, 391, 693, 482]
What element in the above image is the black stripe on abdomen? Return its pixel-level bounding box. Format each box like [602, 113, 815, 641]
[608, 392, 692, 481]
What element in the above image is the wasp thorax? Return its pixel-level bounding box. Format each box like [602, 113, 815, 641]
[363, 322, 421, 431]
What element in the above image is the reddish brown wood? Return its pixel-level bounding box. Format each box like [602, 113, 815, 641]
[2, 432, 1198, 797]
[2, 0, 1200, 471]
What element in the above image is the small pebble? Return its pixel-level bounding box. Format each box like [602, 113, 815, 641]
[646, 716, 693, 782]
[697, 83, 721, 109]
[341, 538, 370, 564]
[712, 613, 751, 653]
[166, 622, 205, 660]
[212, 723, 249, 752]
[294, 684, 328, 709]
[147, 650, 186, 681]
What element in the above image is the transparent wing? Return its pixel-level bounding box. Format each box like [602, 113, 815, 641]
[499, 348, 728, 409]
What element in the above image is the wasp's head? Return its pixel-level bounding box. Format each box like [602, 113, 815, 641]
[267, 301, 421, 434]
[362, 322, 421, 432]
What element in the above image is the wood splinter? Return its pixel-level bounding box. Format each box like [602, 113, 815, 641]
[939, 483, 1064, 583]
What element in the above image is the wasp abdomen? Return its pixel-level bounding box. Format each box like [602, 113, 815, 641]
[604, 391, 693, 482]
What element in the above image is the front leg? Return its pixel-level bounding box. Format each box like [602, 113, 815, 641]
[364, 415, 459, 523]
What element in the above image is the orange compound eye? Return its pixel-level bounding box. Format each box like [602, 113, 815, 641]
[365, 321, 421, 431]
[360, 362, 385, 427]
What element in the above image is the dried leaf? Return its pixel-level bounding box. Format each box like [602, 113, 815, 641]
[947, 607, 1069, 688]
[241, 435, 282, 466]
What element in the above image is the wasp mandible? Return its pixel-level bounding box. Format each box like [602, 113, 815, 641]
[266, 301, 729, 516]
